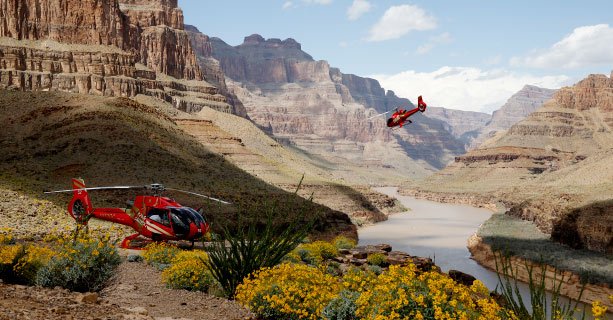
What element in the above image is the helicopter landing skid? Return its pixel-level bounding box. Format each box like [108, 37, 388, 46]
[120, 233, 153, 249]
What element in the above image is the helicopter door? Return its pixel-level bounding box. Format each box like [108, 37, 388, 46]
[169, 209, 191, 238]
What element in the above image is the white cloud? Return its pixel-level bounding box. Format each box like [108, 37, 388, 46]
[282, 1, 294, 9]
[511, 24, 613, 69]
[370, 67, 571, 112]
[416, 32, 452, 55]
[347, 0, 372, 21]
[366, 4, 436, 42]
[339, 41, 348, 48]
[303, 0, 332, 4]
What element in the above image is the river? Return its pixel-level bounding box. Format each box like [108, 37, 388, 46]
[358, 187, 594, 318]
[359, 187, 499, 288]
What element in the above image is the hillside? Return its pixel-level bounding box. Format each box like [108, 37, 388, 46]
[403, 73, 613, 253]
[0, 90, 357, 239]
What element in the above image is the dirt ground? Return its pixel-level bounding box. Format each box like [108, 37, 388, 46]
[0, 259, 253, 320]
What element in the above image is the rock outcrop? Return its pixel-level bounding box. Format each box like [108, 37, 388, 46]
[425, 107, 490, 147]
[470, 85, 556, 148]
[187, 33, 467, 179]
[0, 0, 234, 114]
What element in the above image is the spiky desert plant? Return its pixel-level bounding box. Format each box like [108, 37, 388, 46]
[494, 251, 585, 320]
[204, 212, 313, 298]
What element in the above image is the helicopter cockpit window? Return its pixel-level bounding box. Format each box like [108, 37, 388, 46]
[147, 208, 170, 227]
[169, 208, 191, 237]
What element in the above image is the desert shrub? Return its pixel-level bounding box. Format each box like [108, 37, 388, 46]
[333, 235, 357, 250]
[0, 227, 15, 244]
[366, 252, 387, 266]
[236, 263, 340, 320]
[322, 290, 360, 320]
[171, 249, 208, 264]
[355, 264, 514, 320]
[341, 267, 377, 293]
[298, 241, 339, 265]
[162, 256, 215, 292]
[13, 245, 55, 284]
[367, 265, 383, 275]
[142, 242, 180, 270]
[36, 232, 121, 292]
[0, 244, 25, 282]
[205, 214, 312, 298]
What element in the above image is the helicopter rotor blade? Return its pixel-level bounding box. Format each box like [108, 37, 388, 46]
[367, 110, 392, 120]
[166, 187, 231, 205]
[44, 186, 145, 194]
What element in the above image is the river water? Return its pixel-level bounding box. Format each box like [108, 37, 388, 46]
[358, 187, 594, 318]
[359, 187, 500, 288]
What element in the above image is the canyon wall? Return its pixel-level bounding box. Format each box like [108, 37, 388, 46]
[0, 0, 234, 114]
[187, 33, 468, 178]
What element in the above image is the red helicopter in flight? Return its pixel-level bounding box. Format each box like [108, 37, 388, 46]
[45, 178, 230, 248]
[369, 95, 428, 128]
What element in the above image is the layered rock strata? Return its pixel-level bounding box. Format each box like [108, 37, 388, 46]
[471, 85, 557, 148]
[0, 0, 233, 114]
[189, 33, 466, 178]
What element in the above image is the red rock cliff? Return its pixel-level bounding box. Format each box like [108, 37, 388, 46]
[0, 0, 233, 113]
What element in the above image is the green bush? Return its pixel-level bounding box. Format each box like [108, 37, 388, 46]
[322, 290, 360, 320]
[333, 235, 357, 250]
[36, 234, 121, 292]
[162, 257, 215, 292]
[142, 242, 181, 270]
[366, 253, 387, 267]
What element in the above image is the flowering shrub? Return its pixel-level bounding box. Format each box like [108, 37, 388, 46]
[341, 267, 377, 293]
[36, 232, 121, 292]
[236, 263, 341, 320]
[354, 264, 516, 320]
[591, 300, 608, 320]
[366, 253, 387, 267]
[333, 236, 357, 250]
[0, 244, 25, 281]
[294, 241, 339, 265]
[0, 227, 14, 244]
[142, 242, 180, 269]
[322, 290, 360, 320]
[162, 254, 215, 292]
[13, 245, 55, 284]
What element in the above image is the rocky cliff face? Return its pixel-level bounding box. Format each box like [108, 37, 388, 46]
[470, 85, 556, 148]
[405, 73, 613, 253]
[0, 0, 233, 113]
[188, 34, 467, 177]
[422, 107, 490, 147]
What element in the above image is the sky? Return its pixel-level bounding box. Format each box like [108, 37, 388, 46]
[179, 1, 613, 113]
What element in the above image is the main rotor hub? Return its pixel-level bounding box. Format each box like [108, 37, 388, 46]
[150, 183, 166, 195]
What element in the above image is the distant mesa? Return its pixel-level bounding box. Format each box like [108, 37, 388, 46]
[241, 34, 302, 50]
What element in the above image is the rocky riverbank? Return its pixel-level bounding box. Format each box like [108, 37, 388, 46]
[468, 234, 612, 311]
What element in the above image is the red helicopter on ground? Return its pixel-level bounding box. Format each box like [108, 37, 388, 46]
[369, 95, 428, 128]
[44, 178, 230, 248]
